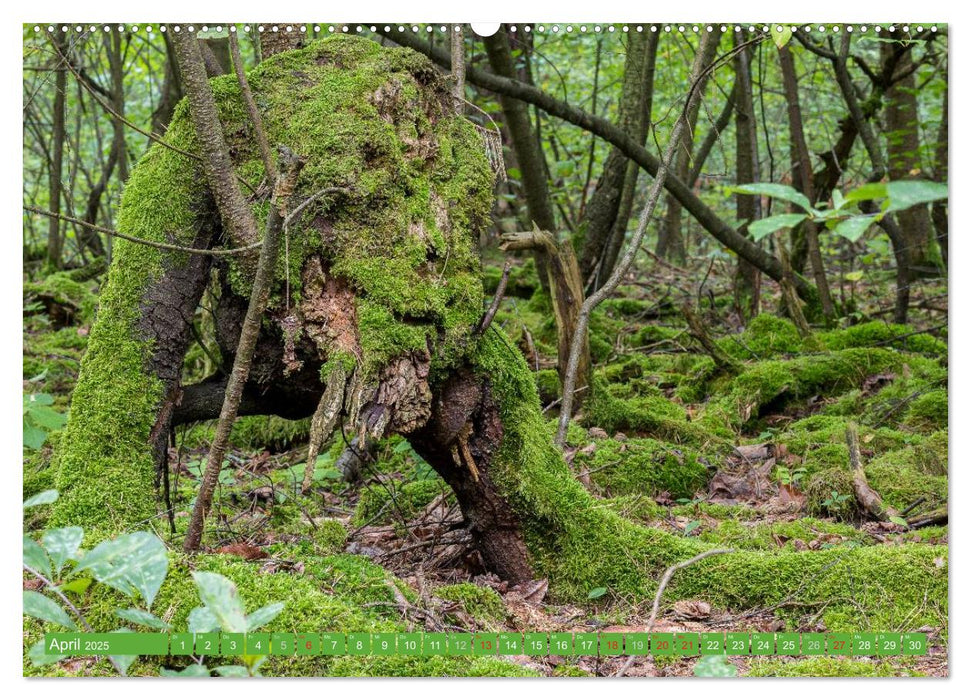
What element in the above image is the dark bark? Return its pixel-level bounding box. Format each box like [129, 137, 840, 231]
[883, 42, 941, 277]
[932, 69, 948, 268]
[407, 370, 533, 584]
[377, 29, 815, 303]
[260, 26, 306, 57]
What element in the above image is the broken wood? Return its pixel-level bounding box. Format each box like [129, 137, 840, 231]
[846, 422, 898, 522]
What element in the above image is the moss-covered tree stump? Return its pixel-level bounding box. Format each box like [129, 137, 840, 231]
[50, 37, 946, 630]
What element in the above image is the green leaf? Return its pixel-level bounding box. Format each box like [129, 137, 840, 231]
[694, 655, 738, 677]
[684, 520, 701, 535]
[246, 602, 284, 632]
[773, 25, 793, 48]
[188, 606, 218, 633]
[23, 425, 48, 450]
[28, 639, 66, 667]
[747, 213, 807, 242]
[23, 591, 77, 630]
[843, 182, 888, 204]
[192, 572, 248, 633]
[25, 392, 54, 407]
[59, 577, 92, 595]
[23, 489, 59, 508]
[116, 608, 171, 631]
[832, 188, 846, 210]
[889, 515, 910, 528]
[844, 270, 864, 282]
[833, 215, 879, 242]
[587, 586, 607, 600]
[214, 665, 251, 677]
[161, 664, 211, 677]
[731, 183, 813, 213]
[23, 535, 51, 579]
[884, 180, 948, 213]
[76, 532, 169, 608]
[42, 527, 83, 576]
[29, 405, 68, 430]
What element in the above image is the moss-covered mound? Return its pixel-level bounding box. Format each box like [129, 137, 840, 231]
[50, 34, 495, 534]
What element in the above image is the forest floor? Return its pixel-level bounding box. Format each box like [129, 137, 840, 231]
[23, 251, 948, 677]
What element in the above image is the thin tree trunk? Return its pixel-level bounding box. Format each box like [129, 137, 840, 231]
[106, 28, 129, 185]
[656, 32, 720, 264]
[598, 30, 659, 287]
[579, 29, 657, 285]
[932, 70, 948, 268]
[733, 36, 761, 319]
[151, 33, 183, 135]
[483, 27, 555, 291]
[46, 37, 67, 271]
[450, 25, 465, 113]
[778, 43, 835, 320]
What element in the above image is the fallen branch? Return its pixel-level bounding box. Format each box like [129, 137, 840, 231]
[614, 547, 734, 677]
[846, 422, 897, 522]
[681, 303, 743, 374]
[475, 259, 512, 335]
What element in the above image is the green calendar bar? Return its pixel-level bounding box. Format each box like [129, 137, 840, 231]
[44, 633, 168, 656]
[40, 631, 933, 657]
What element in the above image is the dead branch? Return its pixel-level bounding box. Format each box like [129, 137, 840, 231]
[615, 547, 734, 677]
[846, 422, 897, 522]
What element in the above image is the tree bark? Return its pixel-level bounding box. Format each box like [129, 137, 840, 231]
[578, 30, 656, 283]
[778, 44, 834, 320]
[931, 69, 948, 268]
[483, 27, 555, 292]
[882, 42, 942, 277]
[733, 36, 761, 319]
[656, 32, 719, 264]
[45, 38, 66, 271]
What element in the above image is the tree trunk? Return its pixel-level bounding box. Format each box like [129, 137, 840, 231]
[733, 37, 761, 318]
[483, 27, 555, 292]
[932, 70, 948, 268]
[45, 35, 67, 271]
[578, 30, 656, 284]
[778, 43, 834, 321]
[883, 44, 941, 277]
[656, 32, 719, 264]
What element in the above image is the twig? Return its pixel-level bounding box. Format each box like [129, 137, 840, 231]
[476, 260, 512, 335]
[24, 205, 262, 257]
[614, 547, 734, 677]
[228, 30, 274, 180]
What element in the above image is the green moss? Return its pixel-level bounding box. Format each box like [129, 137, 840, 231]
[747, 657, 920, 677]
[534, 368, 560, 404]
[572, 436, 711, 499]
[819, 321, 946, 355]
[435, 583, 507, 626]
[24, 271, 98, 326]
[804, 468, 858, 520]
[708, 347, 904, 430]
[720, 313, 804, 360]
[903, 389, 947, 432]
[49, 35, 496, 535]
[48, 102, 203, 536]
[865, 435, 948, 511]
[469, 330, 947, 634]
[585, 375, 731, 447]
[229, 415, 310, 450]
[699, 517, 871, 551]
[313, 518, 349, 555]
